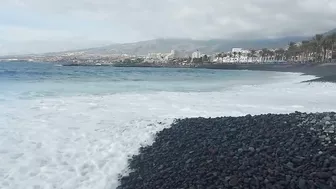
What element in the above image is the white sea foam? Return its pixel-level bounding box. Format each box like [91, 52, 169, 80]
[1, 73, 336, 189]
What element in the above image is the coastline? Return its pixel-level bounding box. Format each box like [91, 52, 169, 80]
[199, 63, 336, 83]
[113, 62, 336, 83]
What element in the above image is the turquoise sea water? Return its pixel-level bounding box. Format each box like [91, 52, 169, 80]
[1, 62, 336, 189]
[1, 62, 286, 97]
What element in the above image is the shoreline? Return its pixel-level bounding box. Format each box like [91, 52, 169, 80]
[198, 63, 336, 83]
[8, 60, 336, 83]
[117, 112, 336, 189]
[112, 62, 336, 83]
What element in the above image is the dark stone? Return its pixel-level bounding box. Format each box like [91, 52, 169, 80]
[332, 176, 336, 182]
[298, 178, 306, 189]
[117, 112, 336, 189]
[186, 158, 192, 164]
[229, 176, 239, 186]
[315, 172, 332, 179]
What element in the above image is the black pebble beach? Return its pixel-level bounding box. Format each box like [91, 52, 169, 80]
[117, 112, 336, 189]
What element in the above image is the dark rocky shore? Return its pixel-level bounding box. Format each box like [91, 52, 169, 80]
[117, 112, 336, 189]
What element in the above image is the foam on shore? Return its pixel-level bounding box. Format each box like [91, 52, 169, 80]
[1, 72, 336, 189]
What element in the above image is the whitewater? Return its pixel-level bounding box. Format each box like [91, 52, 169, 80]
[1, 62, 336, 189]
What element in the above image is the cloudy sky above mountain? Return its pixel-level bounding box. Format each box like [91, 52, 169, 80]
[1, 0, 336, 55]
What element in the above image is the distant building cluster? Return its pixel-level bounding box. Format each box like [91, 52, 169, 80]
[2, 33, 335, 65]
[144, 49, 206, 63]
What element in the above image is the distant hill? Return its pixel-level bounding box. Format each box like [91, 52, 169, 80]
[324, 28, 336, 35]
[2, 28, 336, 57]
[64, 36, 310, 56]
[66, 28, 335, 56]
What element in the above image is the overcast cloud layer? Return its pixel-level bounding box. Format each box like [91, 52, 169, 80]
[1, 0, 336, 55]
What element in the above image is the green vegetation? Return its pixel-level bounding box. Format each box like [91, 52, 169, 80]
[214, 32, 336, 63]
[280, 32, 336, 62]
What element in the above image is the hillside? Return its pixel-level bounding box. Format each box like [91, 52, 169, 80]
[69, 36, 309, 56]
[324, 28, 336, 36]
[4, 28, 336, 57]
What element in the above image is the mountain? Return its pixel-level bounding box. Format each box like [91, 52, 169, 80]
[64, 28, 335, 56]
[3, 28, 336, 57]
[324, 28, 336, 36]
[68, 36, 309, 56]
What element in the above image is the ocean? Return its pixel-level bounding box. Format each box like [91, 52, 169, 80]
[1, 62, 336, 189]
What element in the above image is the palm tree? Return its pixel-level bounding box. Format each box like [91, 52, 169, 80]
[286, 42, 297, 62]
[328, 33, 336, 60]
[228, 53, 233, 62]
[313, 34, 324, 62]
[238, 52, 242, 63]
[268, 50, 275, 62]
[233, 52, 237, 62]
[250, 49, 257, 62]
[247, 53, 252, 62]
[300, 40, 310, 62]
[259, 50, 264, 62]
[261, 48, 269, 62]
[215, 53, 222, 63]
[275, 48, 285, 61]
[222, 53, 228, 62]
[321, 37, 331, 61]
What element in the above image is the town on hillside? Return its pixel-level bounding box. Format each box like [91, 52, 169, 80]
[1, 33, 336, 66]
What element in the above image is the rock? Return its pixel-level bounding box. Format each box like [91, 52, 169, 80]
[229, 128, 237, 132]
[248, 147, 255, 152]
[324, 116, 331, 121]
[315, 172, 332, 179]
[320, 135, 327, 139]
[286, 175, 292, 182]
[286, 162, 295, 170]
[323, 159, 330, 168]
[324, 125, 335, 133]
[229, 176, 239, 186]
[117, 112, 336, 189]
[332, 176, 336, 182]
[186, 158, 192, 164]
[298, 178, 306, 189]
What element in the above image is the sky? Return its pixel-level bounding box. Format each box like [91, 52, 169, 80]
[1, 0, 336, 55]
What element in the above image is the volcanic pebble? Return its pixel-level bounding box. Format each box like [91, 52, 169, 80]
[117, 112, 336, 189]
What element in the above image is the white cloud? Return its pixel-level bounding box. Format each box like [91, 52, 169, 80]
[1, 0, 336, 54]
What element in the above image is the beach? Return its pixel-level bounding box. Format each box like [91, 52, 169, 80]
[1, 62, 336, 189]
[117, 112, 336, 189]
[200, 62, 336, 83]
[112, 62, 336, 83]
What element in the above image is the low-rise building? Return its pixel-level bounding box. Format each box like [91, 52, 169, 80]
[192, 50, 201, 59]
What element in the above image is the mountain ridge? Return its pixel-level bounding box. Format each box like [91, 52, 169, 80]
[64, 36, 310, 56]
[3, 28, 336, 57]
[74, 28, 336, 55]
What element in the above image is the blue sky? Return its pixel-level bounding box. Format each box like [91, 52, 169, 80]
[1, 0, 336, 55]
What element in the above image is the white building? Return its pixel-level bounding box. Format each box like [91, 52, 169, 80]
[192, 50, 201, 58]
[231, 48, 251, 62]
[214, 48, 258, 63]
[231, 48, 243, 53]
[145, 53, 166, 62]
[164, 50, 188, 60]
